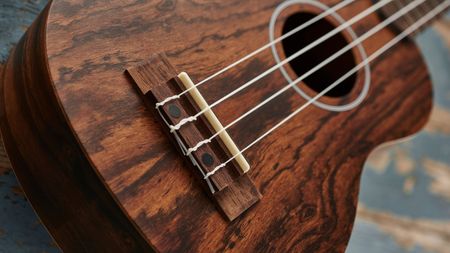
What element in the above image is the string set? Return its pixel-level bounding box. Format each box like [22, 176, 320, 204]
[204, 0, 449, 179]
[155, 0, 357, 109]
[159, 0, 450, 179]
[169, 0, 393, 132]
[187, 0, 426, 156]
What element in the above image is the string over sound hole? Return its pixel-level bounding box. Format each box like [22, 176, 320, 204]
[269, 0, 371, 112]
[281, 12, 357, 97]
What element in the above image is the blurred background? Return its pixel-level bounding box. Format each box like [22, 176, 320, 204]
[0, 1, 449, 252]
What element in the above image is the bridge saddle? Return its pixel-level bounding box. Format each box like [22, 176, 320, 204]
[127, 53, 261, 221]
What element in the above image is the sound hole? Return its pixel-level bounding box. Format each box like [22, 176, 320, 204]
[281, 12, 357, 97]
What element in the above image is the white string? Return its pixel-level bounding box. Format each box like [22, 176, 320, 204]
[395, 0, 416, 25]
[155, 0, 357, 109]
[204, 0, 450, 179]
[187, 0, 426, 156]
[169, 0, 395, 132]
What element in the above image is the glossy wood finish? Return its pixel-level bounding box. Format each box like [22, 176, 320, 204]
[0, 5, 154, 253]
[0, 0, 437, 252]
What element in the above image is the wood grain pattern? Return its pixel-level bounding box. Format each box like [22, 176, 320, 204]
[0, 1, 60, 250]
[0, 125, 11, 176]
[0, 0, 438, 252]
[0, 64, 7, 174]
[0, 5, 154, 253]
[0, 66, 10, 175]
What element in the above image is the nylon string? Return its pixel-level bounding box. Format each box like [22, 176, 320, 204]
[155, 0, 357, 109]
[187, 0, 427, 156]
[203, 0, 450, 179]
[169, 0, 395, 132]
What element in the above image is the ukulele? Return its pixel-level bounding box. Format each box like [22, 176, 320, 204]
[1, 0, 448, 252]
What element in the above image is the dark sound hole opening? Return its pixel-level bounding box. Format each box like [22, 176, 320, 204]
[281, 12, 357, 97]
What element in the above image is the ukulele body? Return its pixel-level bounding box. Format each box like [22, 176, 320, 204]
[0, 0, 432, 252]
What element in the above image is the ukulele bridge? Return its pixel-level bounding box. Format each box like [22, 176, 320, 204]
[176, 72, 250, 173]
[127, 53, 261, 221]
